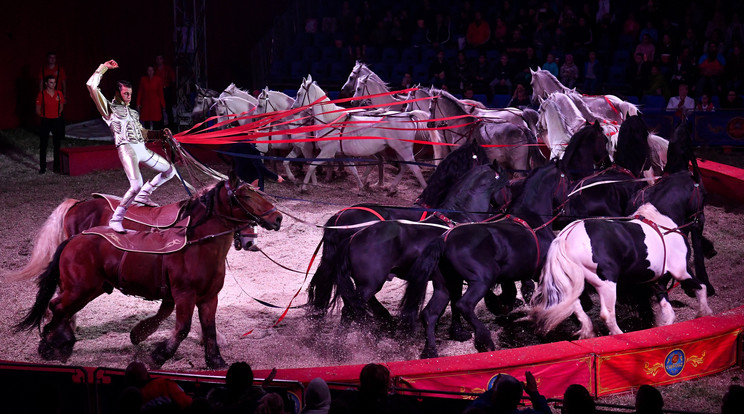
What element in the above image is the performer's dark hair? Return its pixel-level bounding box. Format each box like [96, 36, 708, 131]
[116, 80, 133, 91]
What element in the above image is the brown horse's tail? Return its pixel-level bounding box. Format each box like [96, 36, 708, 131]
[14, 238, 69, 333]
[4, 198, 78, 283]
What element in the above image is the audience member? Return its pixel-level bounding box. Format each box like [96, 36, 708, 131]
[634, 384, 663, 414]
[643, 64, 671, 100]
[635, 33, 656, 63]
[256, 392, 287, 414]
[559, 53, 579, 89]
[466, 11, 491, 50]
[396, 72, 413, 91]
[137, 65, 166, 130]
[724, 43, 744, 94]
[489, 53, 515, 95]
[465, 371, 551, 413]
[300, 378, 331, 414]
[427, 13, 451, 48]
[541, 53, 559, 78]
[124, 361, 193, 411]
[155, 55, 177, 130]
[209, 361, 277, 414]
[667, 83, 695, 117]
[669, 47, 696, 93]
[508, 83, 532, 109]
[35, 75, 65, 174]
[720, 89, 744, 109]
[561, 384, 596, 414]
[429, 49, 453, 90]
[39, 51, 67, 97]
[721, 384, 744, 414]
[472, 54, 493, 100]
[337, 363, 419, 414]
[697, 42, 726, 95]
[452, 51, 474, 93]
[582, 50, 602, 94]
[696, 93, 715, 112]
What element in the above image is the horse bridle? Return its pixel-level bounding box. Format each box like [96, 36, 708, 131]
[430, 94, 480, 146]
[224, 180, 278, 225]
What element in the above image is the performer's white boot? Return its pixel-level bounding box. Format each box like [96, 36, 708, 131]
[109, 205, 128, 233]
[134, 181, 159, 207]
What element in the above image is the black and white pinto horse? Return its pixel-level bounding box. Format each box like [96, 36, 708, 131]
[306, 140, 491, 318]
[530, 202, 713, 339]
[329, 162, 510, 331]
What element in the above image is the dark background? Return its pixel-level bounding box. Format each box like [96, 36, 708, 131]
[1, 1, 289, 129]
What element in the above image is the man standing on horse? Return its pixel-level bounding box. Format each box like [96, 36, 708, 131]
[86, 59, 176, 233]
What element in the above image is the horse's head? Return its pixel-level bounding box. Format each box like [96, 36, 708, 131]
[340, 61, 365, 99]
[354, 74, 372, 107]
[256, 87, 271, 114]
[222, 176, 282, 232]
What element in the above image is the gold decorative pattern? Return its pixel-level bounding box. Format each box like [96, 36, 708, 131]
[643, 362, 665, 376]
[687, 352, 706, 367]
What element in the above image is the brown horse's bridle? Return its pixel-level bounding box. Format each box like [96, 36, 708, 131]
[224, 180, 278, 225]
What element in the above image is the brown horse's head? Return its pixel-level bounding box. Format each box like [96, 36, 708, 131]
[224, 176, 282, 231]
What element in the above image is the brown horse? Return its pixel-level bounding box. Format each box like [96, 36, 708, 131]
[14, 177, 282, 369]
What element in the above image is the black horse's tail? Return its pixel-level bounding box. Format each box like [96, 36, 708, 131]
[14, 239, 69, 333]
[331, 238, 355, 310]
[400, 236, 447, 324]
[526, 127, 547, 169]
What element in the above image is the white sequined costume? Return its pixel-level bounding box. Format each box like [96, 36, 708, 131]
[86, 64, 175, 232]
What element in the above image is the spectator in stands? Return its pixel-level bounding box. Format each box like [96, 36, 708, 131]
[570, 16, 594, 59]
[256, 392, 288, 414]
[491, 16, 509, 51]
[561, 384, 596, 414]
[696, 93, 716, 112]
[634, 384, 663, 414]
[657, 34, 678, 62]
[465, 371, 551, 413]
[559, 54, 579, 89]
[722, 384, 744, 414]
[35, 75, 65, 174]
[429, 49, 453, 90]
[720, 89, 744, 109]
[505, 28, 529, 65]
[667, 83, 695, 117]
[396, 72, 413, 91]
[124, 361, 193, 411]
[635, 33, 656, 63]
[669, 47, 696, 93]
[643, 64, 671, 100]
[39, 51, 67, 97]
[725, 13, 744, 51]
[696, 42, 726, 96]
[724, 43, 744, 94]
[508, 83, 532, 109]
[472, 54, 493, 101]
[466, 11, 491, 51]
[208, 361, 276, 414]
[680, 28, 702, 61]
[453, 51, 474, 93]
[338, 363, 418, 414]
[658, 53, 673, 79]
[582, 50, 602, 94]
[489, 53, 515, 96]
[301, 378, 331, 414]
[541, 53, 559, 78]
[137, 65, 165, 130]
[426, 13, 450, 49]
[621, 12, 641, 48]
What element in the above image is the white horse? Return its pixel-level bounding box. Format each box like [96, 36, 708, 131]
[290, 75, 441, 193]
[213, 83, 259, 126]
[530, 68, 638, 124]
[530, 203, 713, 339]
[192, 85, 221, 123]
[352, 73, 407, 111]
[254, 87, 317, 183]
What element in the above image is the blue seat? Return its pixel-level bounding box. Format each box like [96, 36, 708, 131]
[327, 90, 340, 101]
[472, 93, 489, 106]
[412, 63, 429, 84]
[607, 65, 626, 85]
[612, 50, 631, 66]
[464, 49, 480, 61]
[290, 61, 309, 81]
[311, 61, 329, 81]
[283, 88, 298, 98]
[269, 59, 288, 81]
[711, 95, 720, 108]
[381, 47, 400, 64]
[390, 63, 410, 83]
[302, 46, 319, 62]
[321, 46, 339, 61]
[421, 47, 437, 63]
[486, 49, 500, 62]
[626, 95, 640, 105]
[493, 94, 511, 108]
[329, 62, 348, 82]
[401, 47, 420, 65]
[363, 46, 380, 62]
[641, 95, 667, 110]
[369, 62, 391, 81]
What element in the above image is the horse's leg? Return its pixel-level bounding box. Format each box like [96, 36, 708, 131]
[446, 276, 471, 342]
[595, 280, 623, 335]
[301, 145, 336, 192]
[151, 295, 195, 368]
[130, 300, 174, 345]
[197, 296, 227, 369]
[572, 299, 596, 339]
[282, 146, 299, 182]
[454, 282, 495, 352]
[655, 296, 676, 327]
[691, 227, 715, 295]
[420, 283, 450, 359]
[42, 284, 105, 362]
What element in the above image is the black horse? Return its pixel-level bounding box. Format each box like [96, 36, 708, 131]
[402, 159, 564, 358]
[306, 140, 490, 317]
[330, 162, 510, 333]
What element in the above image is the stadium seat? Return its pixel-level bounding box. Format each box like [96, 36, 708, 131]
[302, 46, 320, 62]
[626, 95, 640, 105]
[493, 94, 511, 108]
[401, 47, 420, 65]
[381, 47, 400, 64]
[612, 50, 631, 67]
[363, 46, 380, 62]
[421, 47, 437, 63]
[283, 88, 298, 98]
[290, 61, 309, 82]
[412, 63, 429, 84]
[472, 94, 489, 106]
[329, 62, 348, 83]
[390, 63, 410, 84]
[641, 95, 667, 110]
[310, 61, 329, 81]
[321, 46, 339, 61]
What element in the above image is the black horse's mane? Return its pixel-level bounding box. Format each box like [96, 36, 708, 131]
[560, 121, 606, 177]
[664, 119, 701, 182]
[416, 140, 489, 208]
[615, 116, 651, 177]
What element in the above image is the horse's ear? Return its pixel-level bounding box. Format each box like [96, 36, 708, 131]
[307, 74, 313, 82]
[530, 68, 536, 75]
[227, 168, 241, 189]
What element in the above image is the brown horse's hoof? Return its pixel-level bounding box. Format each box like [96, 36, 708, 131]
[38, 338, 73, 362]
[207, 356, 227, 370]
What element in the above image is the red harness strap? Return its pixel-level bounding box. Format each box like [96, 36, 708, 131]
[334, 206, 386, 225]
[603, 95, 620, 116]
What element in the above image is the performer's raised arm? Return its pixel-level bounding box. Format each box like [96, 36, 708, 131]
[86, 59, 119, 119]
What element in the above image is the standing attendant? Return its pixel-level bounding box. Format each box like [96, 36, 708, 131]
[86, 59, 175, 233]
[35, 75, 65, 174]
[39, 52, 66, 97]
[137, 65, 166, 130]
[155, 55, 177, 130]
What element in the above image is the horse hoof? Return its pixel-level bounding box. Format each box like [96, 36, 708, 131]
[38, 339, 73, 362]
[207, 356, 228, 370]
[449, 329, 472, 342]
[420, 347, 439, 359]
